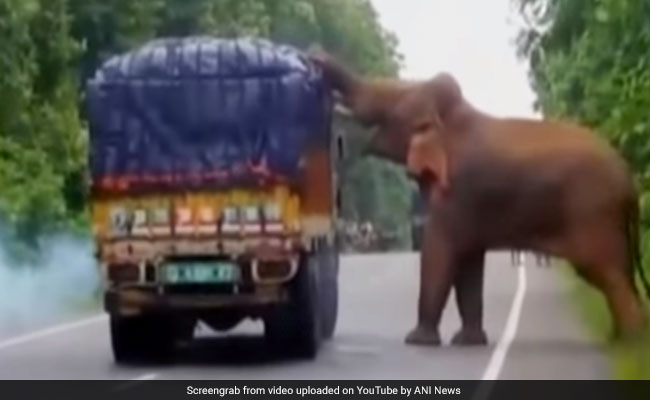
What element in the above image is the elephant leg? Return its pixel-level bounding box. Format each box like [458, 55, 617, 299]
[577, 262, 645, 341]
[569, 224, 646, 340]
[451, 250, 488, 346]
[405, 220, 455, 347]
[605, 278, 646, 341]
[579, 261, 645, 340]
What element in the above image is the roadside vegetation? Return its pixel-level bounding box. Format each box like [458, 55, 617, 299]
[563, 265, 650, 379]
[0, 0, 411, 262]
[516, 0, 650, 379]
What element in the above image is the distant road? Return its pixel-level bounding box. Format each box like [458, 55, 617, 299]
[0, 252, 609, 380]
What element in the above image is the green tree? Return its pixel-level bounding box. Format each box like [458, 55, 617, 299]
[516, 0, 650, 378]
[68, 0, 163, 87]
[0, 0, 84, 246]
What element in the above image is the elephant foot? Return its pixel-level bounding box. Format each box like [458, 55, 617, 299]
[404, 325, 441, 346]
[451, 328, 488, 346]
[610, 326, 647, 345]
[609, 311, 648, 344]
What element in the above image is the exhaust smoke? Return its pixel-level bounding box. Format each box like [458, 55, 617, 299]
[0, 229, 99, 336]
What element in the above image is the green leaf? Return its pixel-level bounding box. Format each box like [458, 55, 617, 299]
[594, 7, 609, 23]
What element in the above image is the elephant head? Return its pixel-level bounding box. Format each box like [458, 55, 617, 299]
[309, 49, 416, 159]
[310, 49, 462, 177]
[387, 75, 465, 194]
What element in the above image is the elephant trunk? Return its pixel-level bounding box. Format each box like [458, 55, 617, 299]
[310, 51, 363, 111]
[310, 50, 410, 126]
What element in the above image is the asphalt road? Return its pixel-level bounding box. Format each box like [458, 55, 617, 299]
[0, 251, 610, 380]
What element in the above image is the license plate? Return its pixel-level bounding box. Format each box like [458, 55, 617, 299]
[162, 262, 240, 284]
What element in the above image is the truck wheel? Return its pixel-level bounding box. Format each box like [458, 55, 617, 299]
[264, 253, 321, 359]
[174, 317, 197, 343]
[319, 243, 339, 339]
[110, 314, 174, 364]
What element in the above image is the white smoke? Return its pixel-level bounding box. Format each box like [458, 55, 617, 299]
[0, 231, 100, 336]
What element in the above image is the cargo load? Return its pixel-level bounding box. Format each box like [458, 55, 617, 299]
[86, 36, 332, 192]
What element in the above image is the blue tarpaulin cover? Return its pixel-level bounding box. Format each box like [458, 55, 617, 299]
[86, 36, 331, 192]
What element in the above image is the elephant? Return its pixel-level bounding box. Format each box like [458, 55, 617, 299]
[311, 50, 650, 345]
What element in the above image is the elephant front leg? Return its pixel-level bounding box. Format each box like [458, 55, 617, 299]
[451, 250, 488, 346]
[405, 222, 455, 346]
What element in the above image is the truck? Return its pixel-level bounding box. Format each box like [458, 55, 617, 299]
[86, 37, 341, 363]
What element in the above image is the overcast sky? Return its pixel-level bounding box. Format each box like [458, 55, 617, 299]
[369, 0, 539, 118]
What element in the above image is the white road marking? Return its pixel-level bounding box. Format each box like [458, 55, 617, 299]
[113, 372, 159, 392]
[481, 256, 528, 380]
[334, 344, 381, 355]
[0, 314, 107, 351]
[131, 372, 158, 381]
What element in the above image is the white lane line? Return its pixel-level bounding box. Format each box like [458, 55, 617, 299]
[113, 372, 159, 392]
[131, 372, 158, 381]
[334, 344, 381, 356]
[481, 257, 528, 380]
[0, 314, 107, 351]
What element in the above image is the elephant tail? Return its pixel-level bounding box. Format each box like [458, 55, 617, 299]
[627, 192, 650, 299]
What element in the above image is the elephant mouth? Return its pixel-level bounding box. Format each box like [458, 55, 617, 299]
[408, 169, 436, 192]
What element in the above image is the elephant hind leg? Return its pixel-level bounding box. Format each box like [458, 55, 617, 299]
[581, 264, 645, 341]
[568, 225, 646, 340]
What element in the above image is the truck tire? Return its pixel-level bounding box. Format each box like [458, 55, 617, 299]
[264, 253, 321, 359]
[110, 314, 175, 364]
[318, 243, 339, 339]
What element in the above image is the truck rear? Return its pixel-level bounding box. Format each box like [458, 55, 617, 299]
[86, 37, 340, 363]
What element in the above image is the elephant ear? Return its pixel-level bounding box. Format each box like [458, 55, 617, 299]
[403, 73, 461, 193]
[406, 131, 449, 194]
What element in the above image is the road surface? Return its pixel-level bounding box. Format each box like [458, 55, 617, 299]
[0, 251, 610, 380]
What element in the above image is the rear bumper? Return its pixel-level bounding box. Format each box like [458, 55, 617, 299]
[104, 285, 288, 316]
[97, 236, 303, 264]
